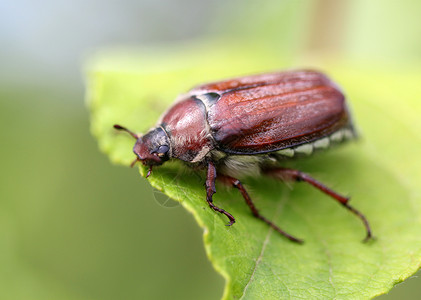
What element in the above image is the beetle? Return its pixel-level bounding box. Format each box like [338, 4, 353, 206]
[114, 70, 373, 243]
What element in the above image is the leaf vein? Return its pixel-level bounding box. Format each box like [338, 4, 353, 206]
[239, 190, 290, 299]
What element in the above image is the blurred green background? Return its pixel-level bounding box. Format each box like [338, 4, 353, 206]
[1, 0, 421, 299]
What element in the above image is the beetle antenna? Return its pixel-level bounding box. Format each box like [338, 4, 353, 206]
[130, 157, 139, 168]
[114, 124, 139, 139]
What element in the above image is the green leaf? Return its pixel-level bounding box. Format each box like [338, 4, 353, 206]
[86, 45, 421, 299]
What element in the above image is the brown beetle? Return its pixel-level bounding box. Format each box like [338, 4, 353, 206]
[115, 70, 372, 243]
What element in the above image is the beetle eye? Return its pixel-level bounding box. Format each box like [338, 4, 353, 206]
[156, 145, 169, 155]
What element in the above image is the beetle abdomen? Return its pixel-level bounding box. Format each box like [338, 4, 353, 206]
[214, 126, 355, 177]
[276, 126, 355, 157]
[192, 70, 352, 154]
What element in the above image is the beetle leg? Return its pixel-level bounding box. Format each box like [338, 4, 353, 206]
[206, 162, 236, 226]
[263, 167, 373, 242]
[218, 174, 303, 244]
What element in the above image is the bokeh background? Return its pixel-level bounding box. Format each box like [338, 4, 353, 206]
[1, 0, 420, 299]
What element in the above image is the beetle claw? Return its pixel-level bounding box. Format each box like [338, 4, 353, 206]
[363, 233, 375, 243]
[145, 166, 153, 178]
[225, 219, 235, 226]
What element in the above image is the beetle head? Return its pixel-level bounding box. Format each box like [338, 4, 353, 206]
[114, 124, 171, 177]
[133, 127, 170, 165]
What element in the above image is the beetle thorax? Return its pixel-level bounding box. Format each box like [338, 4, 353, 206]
[160, 96, 214, 163]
